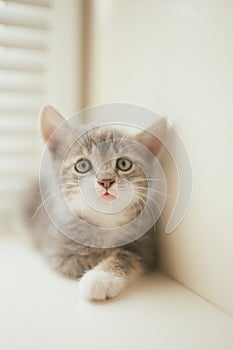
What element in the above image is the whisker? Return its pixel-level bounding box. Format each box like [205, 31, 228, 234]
[129, 178, 165, 183]
[134, 191, 163, 221]
[134, 195, 158, 221]
[117, 134, 129, 148]
[120, 143, 135, 153]
[42, 183, 75, 194]
[133, 185, 162, 194]
[133, 185, 170, 198]
[30, 203, 44, 221]
[30, 187, 76, 220]
[135, 191, 164, 214]
[30, 191, 60, 220]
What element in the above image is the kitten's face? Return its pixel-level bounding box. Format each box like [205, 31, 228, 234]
[40, 105, 166, 231]
[61, 127, 148, 228]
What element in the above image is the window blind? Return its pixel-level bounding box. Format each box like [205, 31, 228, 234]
[0, 0, 52, 227]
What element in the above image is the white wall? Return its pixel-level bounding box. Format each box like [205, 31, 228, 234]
[83, 0, 233, 315]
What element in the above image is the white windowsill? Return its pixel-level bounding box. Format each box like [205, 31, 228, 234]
[1, 235, 233, 350]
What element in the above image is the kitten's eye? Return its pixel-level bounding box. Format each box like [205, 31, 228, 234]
[75, 158, 92, 173]
[116, 158, 133, 171]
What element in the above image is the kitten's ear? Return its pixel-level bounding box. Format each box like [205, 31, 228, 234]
[135, 118, 167, 155]
[40, 105, 65, 142]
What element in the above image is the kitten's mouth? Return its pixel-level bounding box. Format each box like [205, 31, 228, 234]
[101, 192, 116, 201]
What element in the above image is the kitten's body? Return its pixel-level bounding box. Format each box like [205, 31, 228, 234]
[26, 179, 157, 277]
[24, 106, 165, 301]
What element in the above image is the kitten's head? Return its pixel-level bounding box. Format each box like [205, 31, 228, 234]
[41, 105, 166, 229]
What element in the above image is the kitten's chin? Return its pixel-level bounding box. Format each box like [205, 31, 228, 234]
[78, 209, 132, 229]
[66, 195, 136, 228]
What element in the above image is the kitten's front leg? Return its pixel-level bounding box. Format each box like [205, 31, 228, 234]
[79, 249, 144, 301]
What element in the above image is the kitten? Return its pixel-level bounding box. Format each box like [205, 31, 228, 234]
[24, 105, 166, 301]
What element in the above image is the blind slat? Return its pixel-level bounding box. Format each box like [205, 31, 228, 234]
[0, 1, 51, 29]
[0, 156, 39, 174]
[0, 198, 18, 212]
[0, 48, 47, 72]
[0, 25, 49, 50]
[0, 71, 45, 92]
[0, 92, 43, 112]
[10, 0, 51, 7]
[0, 136, 38, 153]
[0, 115, 37, 132]
[0, 179, 32, 193]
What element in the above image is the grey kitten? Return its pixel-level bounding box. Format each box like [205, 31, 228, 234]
[24, 105, 166, 301]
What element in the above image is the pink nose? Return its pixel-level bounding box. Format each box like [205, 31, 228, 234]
[98, 179, 115, 190]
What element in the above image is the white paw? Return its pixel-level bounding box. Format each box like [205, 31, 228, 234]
[79, 270, 127, 301]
